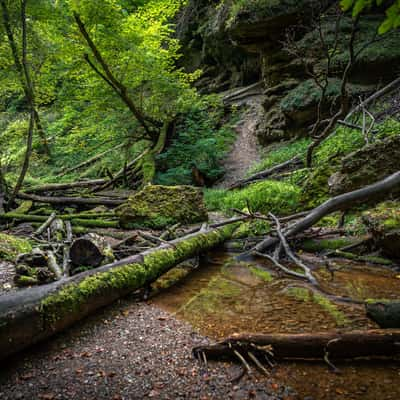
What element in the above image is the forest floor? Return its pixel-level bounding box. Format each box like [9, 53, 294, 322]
[216, 100, 263, 188]
[0, 297, 292, 400]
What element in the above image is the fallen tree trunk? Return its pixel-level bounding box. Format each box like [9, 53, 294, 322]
[0, 221, 238, 361]
[253, 171, 400, 254]
[193, 330, 400, 361]
[70, 233, 114, 269]
[25, 179, 107, 194]
[17, 192, 125, 206]
[228, 156, 304, 190]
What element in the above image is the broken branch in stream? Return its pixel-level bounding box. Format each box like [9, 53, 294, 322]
[193, 330, 400, 363]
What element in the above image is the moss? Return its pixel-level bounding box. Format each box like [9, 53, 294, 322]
[286, 287, 349, 326]
[249, 266, 273, 282]
[152, 267, 190, 291]
[14, 275, 38, 286]
[334, 250, 393, 266]
[0, 233, 32, 262]
[233, 219, 271, 239]
[300, 237, 356, 252]
[117, 185, 208, 229]
[205, 180, 301, 216]
[40, 223, 237, 326]
[70, 219, 119, 229]
[13, 201, 33, 214]
[300, 165, 334, 209]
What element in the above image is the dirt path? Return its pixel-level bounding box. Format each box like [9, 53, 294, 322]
[217, 100, 263, 188]
[0, 297, 292, 400]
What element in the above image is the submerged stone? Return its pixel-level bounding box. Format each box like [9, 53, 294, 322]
[117, 185, 208, 229]
[362, 201, 400, 259]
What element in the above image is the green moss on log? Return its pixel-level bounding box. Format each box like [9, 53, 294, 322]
[40, 224, 236, 326]
[0, 233, 32, 261]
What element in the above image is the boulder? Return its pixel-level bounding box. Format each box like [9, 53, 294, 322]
[366, 301, 400, 328]
[117, 185, 208, 229]
[362, 201, 400, 259]
[329, 135, 400, 195]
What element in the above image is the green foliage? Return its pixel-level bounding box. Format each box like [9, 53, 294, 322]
[204, 180, 301, 216]
[341, 0, 400, 34]
[249, 138, 310, 175]
[155, 96, 236, 186]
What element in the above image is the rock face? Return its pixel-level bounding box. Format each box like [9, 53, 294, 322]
[117, 185, 208, 229]
[177, 1, 400, 142]
[329, 135, 400, 195]
[362, 201, 400, 259]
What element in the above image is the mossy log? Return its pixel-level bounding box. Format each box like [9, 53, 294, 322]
[24, 179, 107, 194]
[17, 192, 125, 206]
[193, 330, 400, 361]
[0, 222, 238, 360]
[0, 213, 119, 229]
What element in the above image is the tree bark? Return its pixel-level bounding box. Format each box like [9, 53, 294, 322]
[193, 330, 400, 361]
[70, 233, 114, 269]
[0, 222, 238, 361]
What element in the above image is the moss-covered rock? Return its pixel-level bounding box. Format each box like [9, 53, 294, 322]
[117, 185, 208, 229]
[0, 233, 32, 262]
[362, 201, 400, 259]
[329, 135, 400, 195]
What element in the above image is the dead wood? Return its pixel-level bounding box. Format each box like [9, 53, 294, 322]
[34, 212, 57, 236]
[17, 192, 125, 206]
[25, 179, 107, 194]
[0, 222, 238, 360]
[345, 76, 400, 121]
[69, 233, 114, 268]
[252, 171, 400, 254]
[228, 156, 303, 190]
[193, 330, 400, 361]
[56, 143, 125, 177]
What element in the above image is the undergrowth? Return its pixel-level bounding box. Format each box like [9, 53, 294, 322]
[204, 180, 301, 216]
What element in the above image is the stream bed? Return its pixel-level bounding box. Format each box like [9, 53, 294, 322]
[152, 249, 400, 400]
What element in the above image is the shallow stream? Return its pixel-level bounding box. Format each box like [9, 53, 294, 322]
[152, 249, 400, 400]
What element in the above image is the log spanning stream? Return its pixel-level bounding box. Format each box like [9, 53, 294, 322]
[152, 249, 400, 400]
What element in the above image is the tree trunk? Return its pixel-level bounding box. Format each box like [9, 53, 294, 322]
[0, 222, 238, 361]
[193, 330, 400, 361]
[70, 233, 114, 269]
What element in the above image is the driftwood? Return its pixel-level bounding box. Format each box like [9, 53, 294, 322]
[253, 171, 400, 254]
[0, 222, 238, 360]
[228, 156, 303, 190]
[17, 192, 125, 206]
[193, 330, 400, 362]
[70, 233, 114, 268]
